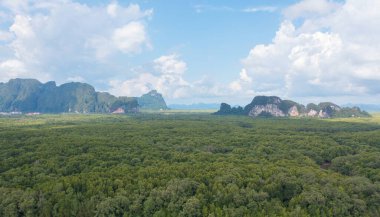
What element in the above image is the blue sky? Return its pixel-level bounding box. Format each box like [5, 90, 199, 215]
[0, 0, 379, 105]
[76, 0, 291, 83]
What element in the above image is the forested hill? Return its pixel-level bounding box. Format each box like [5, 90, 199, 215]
[0, 78, 167, 113]
[216, 96, 371, 118]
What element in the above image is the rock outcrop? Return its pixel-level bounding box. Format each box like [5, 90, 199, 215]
[248, 104, 285, 117]
[288, 105, 299, 117]
[307, 109, 318, 117]
[242, 96, 305, 118]
[138, 90, 168, 110]
[214, 103, 244, 115]
[0, 79, 167, 113]
[215, 96, 370, 118]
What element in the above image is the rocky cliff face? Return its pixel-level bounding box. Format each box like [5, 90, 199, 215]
[215, 96, 370, 118]
[307, 109, 318, 117]
[306, 102, 341, 118]
[288, 106, 299, 117]
[0, 79, 139, 113]
[243, 96, 304, 118]
[248, 104, 285, 117]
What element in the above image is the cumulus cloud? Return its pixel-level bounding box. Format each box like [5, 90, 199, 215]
[108, 54, 227, 102]
[238, 0, 380, 103]
[112, 21, 149, 54]
[109, 54, 190, 98]
[229, 68, 253, 92]
[153, 54, 187, 75]
[0, 59, 26, 78]
[0, 0, 152, 83]
[0, 59, 50, 82]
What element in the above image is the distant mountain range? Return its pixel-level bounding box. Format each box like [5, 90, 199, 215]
[0, 79, 167, 113]
[342, 103, 380, 112]
[215, 96, 371, 118]
[1, 79, 375, 117]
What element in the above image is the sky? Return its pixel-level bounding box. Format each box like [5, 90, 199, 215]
[0, 0, 379, 105]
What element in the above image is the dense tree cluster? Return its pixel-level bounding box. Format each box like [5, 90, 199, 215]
[0, 114, 379, 216]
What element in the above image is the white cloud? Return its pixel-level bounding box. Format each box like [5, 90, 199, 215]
[112, 22, 149, 54]
[193, 5, 233, 13]
[283, 0, 341, 20]
[0, 0, 29, 14]
[107, 2, 153, 19]
[0, 59, 50, 82]
[194, 4, 277, 14]
[229, 68, 253, 92]
[237, 0, 380, 103]
[153, 54, 187, 75]
[0, 0, 152, 83]
[109, 54, 191, 99]
[107, 2, 118, 17]
[108, 54, 228, 102]
[0, 59, 26, 80]
[243, 6, 277, 13]
[109, 73, 156, 97]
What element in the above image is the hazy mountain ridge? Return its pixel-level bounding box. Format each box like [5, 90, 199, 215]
[216, 96, 371, 118]
[0, 79, 167, 113]
[343, 103, 380, 112]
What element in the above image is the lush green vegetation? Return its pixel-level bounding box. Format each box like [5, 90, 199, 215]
[0, 114, 379, 216]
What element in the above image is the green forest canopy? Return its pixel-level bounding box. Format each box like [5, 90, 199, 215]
[0, 114, 379, 216]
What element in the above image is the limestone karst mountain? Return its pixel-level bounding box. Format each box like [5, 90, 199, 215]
[138, 90, 168, 110]
[0, 79, 167, 113]
[215, 96, 370, 118]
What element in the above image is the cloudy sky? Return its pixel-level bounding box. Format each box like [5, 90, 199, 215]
[0, 0, 379, 105]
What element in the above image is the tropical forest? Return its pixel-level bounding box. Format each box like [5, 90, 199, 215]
[0, 113, 379, 216]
